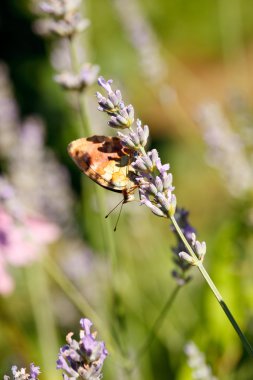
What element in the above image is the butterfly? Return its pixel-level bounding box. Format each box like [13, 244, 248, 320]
[67, 135, 137, 203]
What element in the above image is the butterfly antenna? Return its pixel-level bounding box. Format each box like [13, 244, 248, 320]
[105, 198, 124, 219]
[114, 200, 124, 232]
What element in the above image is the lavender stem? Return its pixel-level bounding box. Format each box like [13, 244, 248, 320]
[170, 215, 253, 356]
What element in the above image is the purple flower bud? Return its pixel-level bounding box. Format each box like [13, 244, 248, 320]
[96, 91, 104, 102]
[108, 91, 121, 107]
[142, 154, 153, 170]
[105, 98, 116, 111]
[195, 240, 206, 260]
[148, 149, 159, 166]
[54, 64, 99, 91]
[136, 121, 149, 147]
[179, 251, 195, 265]
[156, 158, 170, 174]
[140, 195, 166, 217]
[117, 132, 137, 148]
[29, 364, 41, 379]
[108, 116, 122, 128]
[129, 130, 140, 146]
[168, 192, 177, 216]
[155, 176, 163, 192]
[96, 92, 116, 113]
[157, 192, 170, 215]
[97, 76, 113, 93]
[57, 318, 108, 380]
[112, 114, 129, 127]
[161, 172, 173, 190]
[4, 364, 41, 380]
[126, 105, 134, 124]
[146, 183, 158, 195]
[132, 157, 148, 171]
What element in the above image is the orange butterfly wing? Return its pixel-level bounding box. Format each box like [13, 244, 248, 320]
[68, 135, 136, 200]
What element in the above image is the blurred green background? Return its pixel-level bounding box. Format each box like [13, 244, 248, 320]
[1, 0, 253, 379]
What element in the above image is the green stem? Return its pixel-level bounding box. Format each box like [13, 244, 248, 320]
[25, 261, 59, 378]
[68, 36, 91, 137]
[68, 33, 117, 261]
[136, 284, 181, 360]
[78, 93, 92, 136]
[43, 255, 116, 353]
[170, 215, 253, 356]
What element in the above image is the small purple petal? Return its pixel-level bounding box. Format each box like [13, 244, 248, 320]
[97, 76, 113, 93]
[155, 176, 163, 192]
[30, 364, 41, 379]
[80, 318, 92, 335]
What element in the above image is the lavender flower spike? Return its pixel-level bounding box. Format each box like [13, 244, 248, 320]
[97, 77, 134, 128]
[4, 363, 41, 380]
[170, 208, 207, 282]
[57, 318, 108, 380]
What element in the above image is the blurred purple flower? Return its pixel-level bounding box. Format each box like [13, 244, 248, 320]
[39, 0, 81, 18]
[8, 117, 74, 228]
[112, 0, 168, 87]
[54, 64, 99, 91]
[196, 102, 253, 197]
[4, 363, 41, 380]
[57, 318, 108, 380]
[33, 0, 90, 38]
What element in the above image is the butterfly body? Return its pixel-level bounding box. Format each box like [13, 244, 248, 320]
[68, 135, 137, 202]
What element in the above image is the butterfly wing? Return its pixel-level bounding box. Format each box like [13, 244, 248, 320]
[67, 135, 136, 193]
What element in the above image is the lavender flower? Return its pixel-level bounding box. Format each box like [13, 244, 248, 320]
[39, 0, 82, 18]
[54, 64, 100, 91]
[33, 0, 99, 96]
[34, 14, 90, 37]
[97, 76, 177, 218]
[57, 318, 108, 380]
[33, 0, 90, 38]
[96, 77, 134, 128]
[196, 102, 253, 197]
[96, 77, 207, 271]
[171, 208, 196, 285]
[4, 363, 41, 380]
[8, 117, 74, 228]
[111, 0, 178, 109]
[112, 0, 168, 87]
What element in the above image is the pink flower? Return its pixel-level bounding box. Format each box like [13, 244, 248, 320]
[0, 207, 60, 295]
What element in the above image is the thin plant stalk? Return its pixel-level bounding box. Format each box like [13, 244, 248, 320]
[25, 261, 59, 378]
[67, 35, 117, 263]
[44, 255, 133, 369]
[68, 36, 91, 137]
[136, 284, 182, 361]
[139, 143, 253, 355]
[170, 215, 253, 356]
[44, 255, 113, 351]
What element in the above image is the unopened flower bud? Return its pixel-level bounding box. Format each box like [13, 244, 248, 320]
[168, 193, 177, 217]
[155, 176, 163, 192]
[179, 251, 195, 265]
[195, 240, 206, 260]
